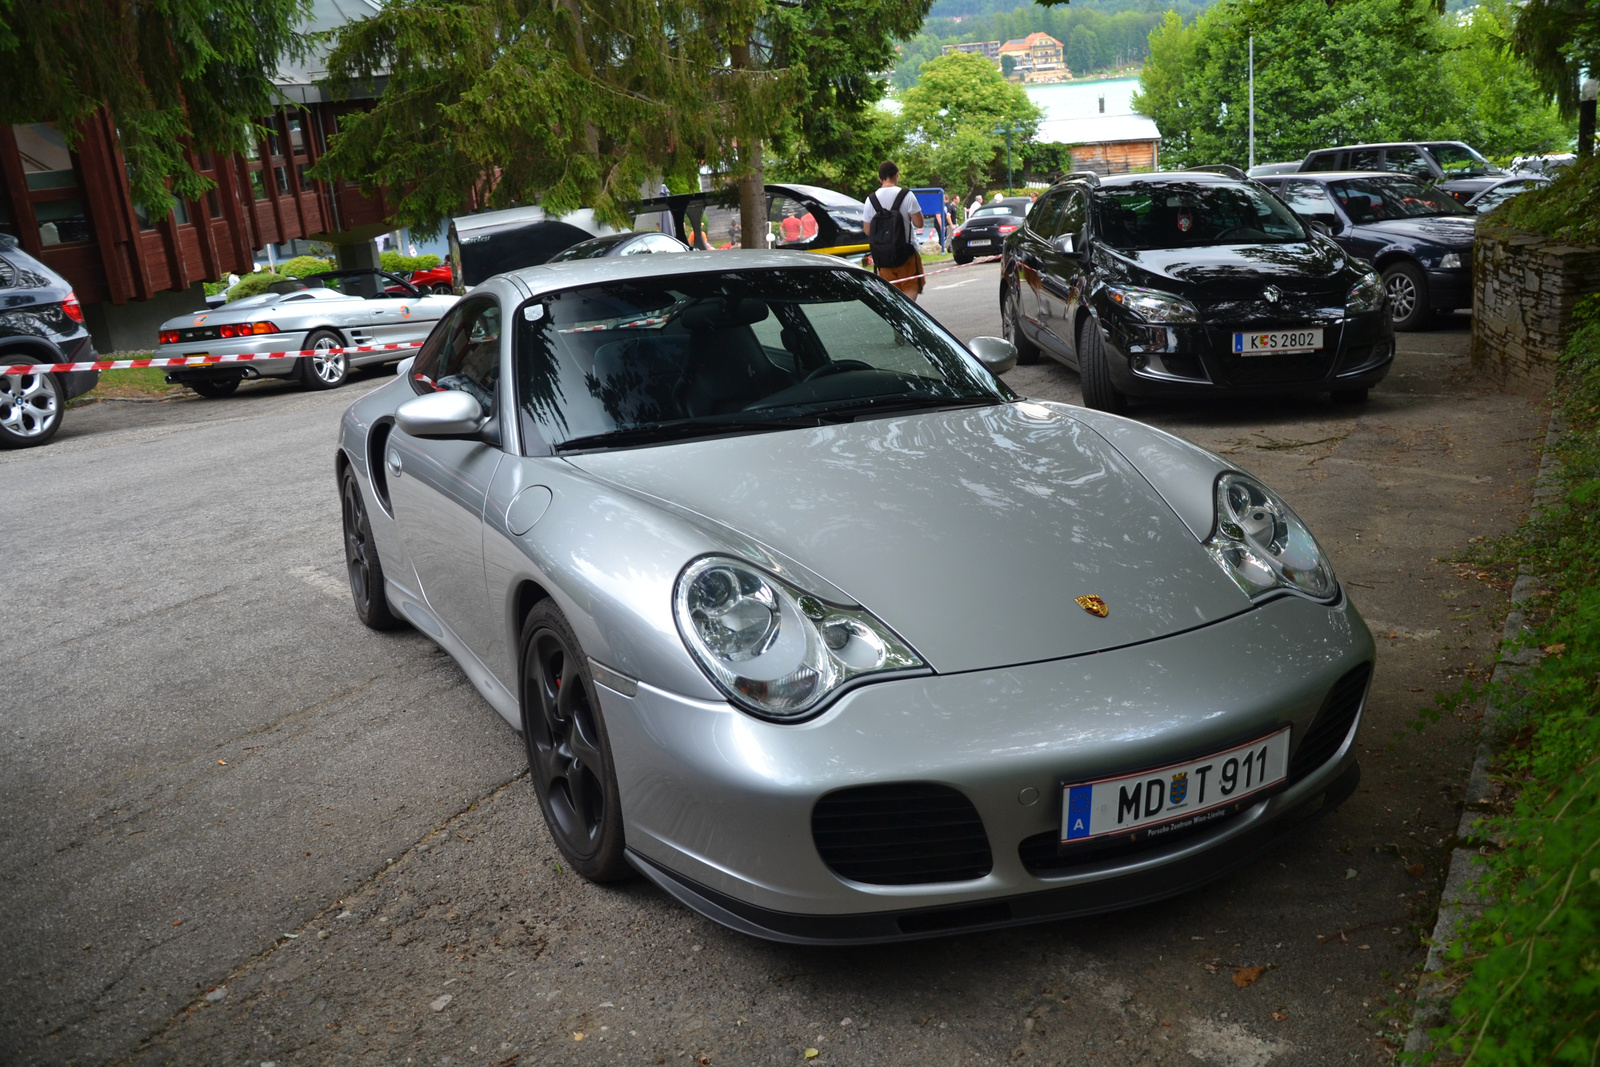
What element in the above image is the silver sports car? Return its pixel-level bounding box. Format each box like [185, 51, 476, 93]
[336, 251, 1374, 943]
[157, 269, 457, 398]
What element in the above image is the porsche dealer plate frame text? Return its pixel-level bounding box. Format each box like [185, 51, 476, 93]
[1232, 329, 1323, 355]
[1060, 726, 1292, 845]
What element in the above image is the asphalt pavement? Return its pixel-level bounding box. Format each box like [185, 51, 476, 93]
[0, 265, 1547, 1066]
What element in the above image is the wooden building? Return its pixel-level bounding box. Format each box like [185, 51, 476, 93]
[1035, 114, 1163, 177]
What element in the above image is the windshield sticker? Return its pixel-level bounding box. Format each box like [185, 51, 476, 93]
[1177, 213, 1193, 233]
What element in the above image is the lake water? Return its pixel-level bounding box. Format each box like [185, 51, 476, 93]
[1024, 77, 1141, 124]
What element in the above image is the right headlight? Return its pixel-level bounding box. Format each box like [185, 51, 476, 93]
[673, 556, 925, 721]
[1346, 270, 1384, 314]
[1106, 285, 1200, 324]
[1203, 472, 1338, 602]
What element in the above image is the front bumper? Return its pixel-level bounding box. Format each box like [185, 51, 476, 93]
[601, 592, 1373, 942]
[155, 335, 308, 382]
[1426, 267, 1472, 312]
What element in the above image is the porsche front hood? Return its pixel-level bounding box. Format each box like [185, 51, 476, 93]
[565, 402, 1254, 673]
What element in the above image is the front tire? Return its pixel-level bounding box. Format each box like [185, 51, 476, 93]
[520, 601, 631, 882]
[0, 361, 63, 448]
[1002, 286, 1042, 365]
[1382, 262, 1431, 331]
[1077, 316, 1127, 414]
[340, 465, 402, 630]
[298, 329, 349, 390]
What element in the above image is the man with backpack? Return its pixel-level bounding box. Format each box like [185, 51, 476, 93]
[862, 160, 926, 301]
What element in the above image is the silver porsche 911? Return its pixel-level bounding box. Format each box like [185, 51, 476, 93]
[336, 251, 1374, 943]
[157, 269, 457, 398]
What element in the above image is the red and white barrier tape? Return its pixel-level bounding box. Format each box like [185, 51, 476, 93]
[1, 342, 423, 377]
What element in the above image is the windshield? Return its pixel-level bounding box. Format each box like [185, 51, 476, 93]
[1325, 177, 1470, 220]
[514, 268, 1006, 451]
[972, 205, 1021, 218]
[1091, 181, 1307, 250]
[1425, 144, 1499, 178]
[549, 237, 627, 261]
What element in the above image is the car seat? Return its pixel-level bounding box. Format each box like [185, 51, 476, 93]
[672, 299, 793, 417]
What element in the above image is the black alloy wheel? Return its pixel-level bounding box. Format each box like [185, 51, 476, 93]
[1002, 286, 1042, 365]
[520, 601, 630, 881]
[1381, 262, 1432, 331]
[1077, 315, 1127, 414]
[188, 377, 241, 399]
[340, 465, 402, 630]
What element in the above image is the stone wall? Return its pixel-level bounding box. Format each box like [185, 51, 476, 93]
[1473, 224, 1600, 392]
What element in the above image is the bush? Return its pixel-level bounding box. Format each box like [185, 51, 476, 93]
[1492, 156, 1600, 248]
[379, 251, 442, 274]
[225, 271, 291, 302]
[277, 255, 333, 279]
[1424, 296, 1600, 1063]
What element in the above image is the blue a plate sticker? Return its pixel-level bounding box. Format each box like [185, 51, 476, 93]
[1065, 785, 1093, 839]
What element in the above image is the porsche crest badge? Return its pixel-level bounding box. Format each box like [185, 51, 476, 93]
[1075, 595, 1109, 618]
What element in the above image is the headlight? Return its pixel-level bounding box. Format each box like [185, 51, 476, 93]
[674, 556, 924, 720]
[1438, 252, 1463, 269]
[1346, 270, 1384, 314]
[1203, 472, 1337, 602]
[1106, 286, 1199, 324]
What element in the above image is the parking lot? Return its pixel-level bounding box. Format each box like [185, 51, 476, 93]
[1, 263, 1547, 1066]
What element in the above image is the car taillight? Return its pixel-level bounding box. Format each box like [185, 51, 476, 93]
[250, 321, 278, 335]
[997, 224, 1019, 234]
[159, 329, 179, 345]
[219, 323, 239, 338]
[61, 292, 84, 323]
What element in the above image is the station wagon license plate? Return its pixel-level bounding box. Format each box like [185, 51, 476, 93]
[1059, 727, 1291, 845]
[1233, 329, 1323, 355]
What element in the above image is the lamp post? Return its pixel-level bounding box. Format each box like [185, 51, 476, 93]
[1581, 77, 1598, 161]
[992, 123, 1025, 193]
[1248, 34, 1256, 171]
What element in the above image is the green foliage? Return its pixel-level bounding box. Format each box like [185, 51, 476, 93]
[1421, 297, 1600, 1063]
[0, 0, 311, 218]
[379, 251, 443, 274]
[1494, 156, 1600, 248]
[897, 52, 1043, 195]
[1134, 0, 1572, 169]
[277, 255, 334, 279]
[768, 106, 904, 200]
[225, 272, 290, 302]
[1512, 0, 1600, 117]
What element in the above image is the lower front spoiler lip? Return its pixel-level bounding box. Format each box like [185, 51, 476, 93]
[628, 760, 1360, 946]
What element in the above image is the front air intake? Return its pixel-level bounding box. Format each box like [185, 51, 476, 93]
[811, 783, 993, 886]
[1289, 663, 1372, 782]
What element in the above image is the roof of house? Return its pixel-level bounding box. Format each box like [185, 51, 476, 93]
[1036, 114, 1163, 146]
[1024, 32, 1062, 47]
[999, 38, 1031, 52]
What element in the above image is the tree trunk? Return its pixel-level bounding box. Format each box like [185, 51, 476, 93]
[730, 39, 764, 249]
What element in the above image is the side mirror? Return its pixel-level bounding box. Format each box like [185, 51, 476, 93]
[395, 355, 416, 378]
[1052, 232, 1081, 257]
[967, 336, 1018, 376]
[396, 389, 487, 438]
[1308, 220, 1332, 237]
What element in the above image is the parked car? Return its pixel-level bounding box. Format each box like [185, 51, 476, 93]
[1464, 175, 1551, 214]
[1255, 171, 1475, 330]
[408, 263, 455, 295]
[0, 235, 99, 448]
[950, 197, 1032, 264]
[632, 183, 871, 262]
[1509, 153, 1574, 177]
[155, 269, 457, 397]
[1246, 162, 1302, 177]
[547, 232, 692, 261]
[1000, 171, 1394, 410]
[1297, 141, 1503, 203]
[336, 250, 1373, 942]
[450, 206, 620, 287]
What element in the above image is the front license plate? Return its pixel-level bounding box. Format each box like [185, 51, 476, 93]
[967, 239, 993, 247]
[1233, 329, 1323, 355]
[1059, 727, 1291, 845]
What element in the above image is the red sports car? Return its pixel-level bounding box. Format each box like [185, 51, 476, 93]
[408, 264, 454, 295]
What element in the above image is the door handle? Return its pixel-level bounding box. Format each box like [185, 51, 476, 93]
[386, 450, 402, 476]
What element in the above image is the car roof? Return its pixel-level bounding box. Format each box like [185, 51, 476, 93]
[1092, 171, 1246, 188]
[1307, 141, 1473, 152]
[1260, 171, 1424, 182]
[502, 249, 856, 298]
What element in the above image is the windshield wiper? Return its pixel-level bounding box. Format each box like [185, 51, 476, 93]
[776, 393, 1000, 421]
[554, 416, 827, 452]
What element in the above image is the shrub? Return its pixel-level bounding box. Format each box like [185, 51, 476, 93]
[1424, 296, 1600, 1063]
[379, 251, 442, 274]
[1492, 156, 1600, 248]
[277, 255, 333, 279]
[225, 271, 291, 302]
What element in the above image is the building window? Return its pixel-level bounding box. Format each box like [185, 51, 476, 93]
[172, 198, 190, 225]
[250, 169, 268, 201]
[296, 162, 312, 188]
[206, 189, 222, 219]
[11, 123, 92, 246]
[274, 166, 289, 194]
[287, 114, 306, 154]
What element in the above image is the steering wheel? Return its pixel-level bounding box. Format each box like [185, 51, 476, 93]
[803, 359, 874, 382]
[1214, 225, 1253, 240]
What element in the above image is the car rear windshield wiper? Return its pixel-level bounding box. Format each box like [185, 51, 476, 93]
[553, 416, 829, 452]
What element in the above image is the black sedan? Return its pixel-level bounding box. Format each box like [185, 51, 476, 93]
[547, 231, 692, 261]
[1465, 176, 1550, 214]
[951, 197, 1031, 264]
[0, 235, 99, 448]
[1001, 172, 1393, 412]
[1255, 172, 1475, 330]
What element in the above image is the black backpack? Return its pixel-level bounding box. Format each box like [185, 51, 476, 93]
[867, 188, 913, 269]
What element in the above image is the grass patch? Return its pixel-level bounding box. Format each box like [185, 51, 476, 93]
[1416, 295, 1600, 1063]
[68, 362, 183, 405]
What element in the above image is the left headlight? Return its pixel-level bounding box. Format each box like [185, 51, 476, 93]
[1438, 252, 1463, 270]
[674, 556, 925, 721]
[1203, 472, 1338, 602]
[1107, 285, 1200, 324]
[1346, 270, 1384, 314]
